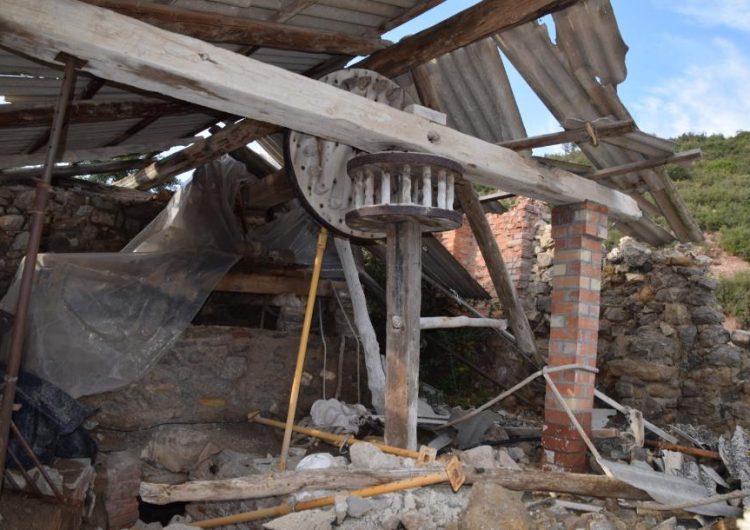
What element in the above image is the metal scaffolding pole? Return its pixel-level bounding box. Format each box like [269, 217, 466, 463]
[0, 56, 78, 490]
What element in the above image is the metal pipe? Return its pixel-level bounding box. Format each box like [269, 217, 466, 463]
[278, 227, 328, 471]
[10, 421, 64, 501]
[0, 58, 78, 489]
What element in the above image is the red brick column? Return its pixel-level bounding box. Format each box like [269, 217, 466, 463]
[543, 201, 608, 472]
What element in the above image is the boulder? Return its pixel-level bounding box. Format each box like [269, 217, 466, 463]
[459, 482, 533, 530]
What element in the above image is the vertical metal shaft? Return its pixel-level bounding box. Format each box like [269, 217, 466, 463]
[0, 59, 78, 489]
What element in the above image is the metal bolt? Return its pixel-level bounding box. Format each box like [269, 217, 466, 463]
[391, 315, 403, 330]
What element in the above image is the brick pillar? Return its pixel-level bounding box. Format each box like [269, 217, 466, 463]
[543, 201, 608, 472]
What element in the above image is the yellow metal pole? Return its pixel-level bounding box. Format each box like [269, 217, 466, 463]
[193, 457, 464, 528]
[249, 411, 428, 460]
[278, 227, 328, 471]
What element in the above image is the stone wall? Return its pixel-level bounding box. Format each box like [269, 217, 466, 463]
[0, 178, 166, 296]
[82, 325, 364, 430]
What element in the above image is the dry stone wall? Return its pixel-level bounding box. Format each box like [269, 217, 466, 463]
[0, 178, 166, 296]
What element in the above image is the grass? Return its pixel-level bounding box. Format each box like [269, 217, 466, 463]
[716, 272, 750, 328]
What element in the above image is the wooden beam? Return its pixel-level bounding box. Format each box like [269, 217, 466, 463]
[588, 149, 703, 181]
[139, 465, 650, 505]
[359, 0, 578, 78]
[214, 272, 345, 297]
[269, 0, 318, 23]
[0, 0, 640, 219]
[0, 137, 198, 170]
[420, 316, 507, 330]
[0, 158, 151, 180]
[0, 99, 216, 128]
[498, 120, 636, 151]
[113, 119, 278, 189]
[244, 169, 295, 208]
[82, 0, 389, 56]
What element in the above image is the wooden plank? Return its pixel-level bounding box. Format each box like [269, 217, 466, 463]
[384, 221, 422, 450]
[0, 158, 151, 180]
[82, 0, 389, 56]
[214, 272, 345, 297]
[588, 149, 702, 181]
[140, 465, 650, 505]
[498, 120, 636, 151]
[113, 119, 278, 189]
[0, 0, 641, 219]
[379, 0, 446, 32]
[245, 169, 295, 209]
[270, 0, 319, 23]
[359, 0, 578, 78]
[334, 238, 386, 414]
[420, 316, 507, 330]
[0, 137, 198, 170]
[0, 98, 216, 128]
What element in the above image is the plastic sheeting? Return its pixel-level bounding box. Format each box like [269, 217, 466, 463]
[0, 156, 250, 397]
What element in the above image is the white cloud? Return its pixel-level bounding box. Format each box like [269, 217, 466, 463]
[632, 38, 750, 137]
[663, 0, 750, 32]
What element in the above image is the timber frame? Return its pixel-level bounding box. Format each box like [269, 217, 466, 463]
[0, 0, 704, 482]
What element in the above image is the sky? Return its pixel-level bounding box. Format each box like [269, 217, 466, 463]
[383, 0, 750, 142]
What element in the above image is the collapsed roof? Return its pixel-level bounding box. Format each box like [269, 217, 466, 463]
[0, 0, 702, 246]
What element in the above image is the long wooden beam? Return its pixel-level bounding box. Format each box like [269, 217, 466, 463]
[215, 272, 345, 297]
[0, 158, 151, 180]
[2, 0, 640, 219]
[0, 137, 198, 170]
[81, 0, 388, 56]
[498, 120, 636, 151]
[589, 149, 703, 181]
[113, 120, 278, 189]
[0, 99, 216, 128]
[359, 0, 579, 78]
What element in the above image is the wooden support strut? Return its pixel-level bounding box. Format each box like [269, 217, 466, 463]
[82, 0, 390, 56]
[419, 316, 508, 330]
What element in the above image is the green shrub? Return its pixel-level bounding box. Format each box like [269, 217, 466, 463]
[719, 226, 750, 261]
[716, 272, 750, 327]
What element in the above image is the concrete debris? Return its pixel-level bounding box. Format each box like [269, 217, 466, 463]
[346, 495, 375, 518]
[263, 508, 335, 530]
[459, 482, 533, 530]
[460, 445, 521, 471]
[349, 441, 414, 470]
[141, 425, 220, 473]
[310, 398, 369, 433]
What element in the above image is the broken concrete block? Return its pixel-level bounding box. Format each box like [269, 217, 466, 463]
[349, 442, 411, 469]
[459, 482, 533, 530]
[346, 496, 374, 518]
[140, 426, 220, 473]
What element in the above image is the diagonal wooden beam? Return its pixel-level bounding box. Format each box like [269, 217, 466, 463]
[0, 99, 218, 128]
[0, 0, 639, 218]
[0, 137, 198, 170]
[498, 120, 636, 151]
[588, 149, 703, 181]
[359, 0, 579, 78]
[0, 158, 152, 181]
[81, 0, 389, 56]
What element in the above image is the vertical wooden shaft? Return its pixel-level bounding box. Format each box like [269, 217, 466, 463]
[384, 221, 422, 450]
[278, 227, 328, 471]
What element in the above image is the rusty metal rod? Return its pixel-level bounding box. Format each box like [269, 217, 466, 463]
[644, 440, 721, 460]
[0, 57, 78, 490]
[248, 411, 425, 460]
[10, 421, 64, 501]
[6, 448, 45, 497]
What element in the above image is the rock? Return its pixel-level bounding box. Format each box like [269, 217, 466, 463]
[400, 511, 431, 530]
[459, 482, 533, 530]
[12, 231, 29, 250]
[692, 306, 725, 325]
[638, 285, 655, 303]
[264, 508, 335, 530]
[707, 344, 743, 366]
[677, 325, 698, 349]
[625, 273, 645, 283]
[659, 322, 675, 337]
[655, 287, 690, 303]
[460, 446, 520, 471]
[619, 237, 652, 268]
[692, 276, 718, 290]
[0, 214, 24, 231]
[629, 328, 675, 357]
[607, 359, 677, 382]
[603, 307, 629, 322]
[732, 330, 750, 349]
[140, 426, 220, 473]
[346, 496, 374, 518]
[538, 251, 553, 268]
[349, 442, 409, 470]
[698, 325, 730, 347]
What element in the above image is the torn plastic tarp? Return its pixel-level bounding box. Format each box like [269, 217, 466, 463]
[0, 156, 250, 397]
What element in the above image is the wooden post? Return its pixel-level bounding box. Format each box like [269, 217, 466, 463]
[384, 221, 422, 450]
[455, 181, 538, 359]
